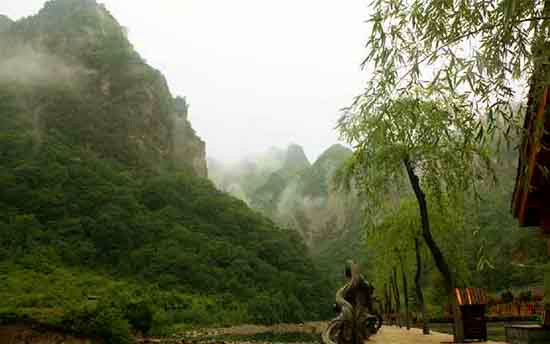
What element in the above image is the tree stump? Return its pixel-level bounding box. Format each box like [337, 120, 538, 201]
[322, 261, 383, 344]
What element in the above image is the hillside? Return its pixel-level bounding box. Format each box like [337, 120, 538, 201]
[210, 144, 364, 286]
[0, 0, 206, 175]
[0, 15, 12, 32]
[0, 0, 332, 340]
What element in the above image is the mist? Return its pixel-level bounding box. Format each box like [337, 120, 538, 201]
[0, 44, 89, 86]
[3, 0, 368, 163]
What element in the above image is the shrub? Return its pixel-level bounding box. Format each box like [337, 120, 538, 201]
[125, 302, 153, 335]
[62, 304, 132, 344]
[501, 290, 514, 304]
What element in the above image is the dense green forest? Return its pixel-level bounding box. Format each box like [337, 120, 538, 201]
[0, 125, 331, 334]
[0, 1, 332, 342]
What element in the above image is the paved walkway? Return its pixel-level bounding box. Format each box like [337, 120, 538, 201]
[370, 326, 505, 344]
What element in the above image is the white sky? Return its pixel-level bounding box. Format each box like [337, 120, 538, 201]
[3, 0, 368, 162]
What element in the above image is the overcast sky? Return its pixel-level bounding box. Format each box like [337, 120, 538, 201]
[4, 0, 368, 162]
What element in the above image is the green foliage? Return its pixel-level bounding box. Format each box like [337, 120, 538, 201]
[355, 0, 544, 133]
[338, 97, 490, 210]
[63, 304, 133, 344]
[362, 137, 547, 318]
[124, 302, 153, 335]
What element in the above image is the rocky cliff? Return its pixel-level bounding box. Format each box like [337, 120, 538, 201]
[0, 0, 207, 176]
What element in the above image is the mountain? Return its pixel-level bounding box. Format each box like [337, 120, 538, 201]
[282, 144, 310, 173]
[0, 0, 331, 339]
[210, 143, 364, 286]
[0, 0, 206, 175]
[208, 146, 288, 204]
[248, 144, 311, 215]
[0, 15, 12, 32]
[300, 144, 353, 198]
[172, 97, 207, 176]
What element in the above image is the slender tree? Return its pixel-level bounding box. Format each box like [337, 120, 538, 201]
[388, 281, 394, 324]
[384, 282, 390, 318]
[339, 97, 490, 294]
[397, 251, 411, 330]
[415, 237, 430, 334]
[392, 266, 402, 327]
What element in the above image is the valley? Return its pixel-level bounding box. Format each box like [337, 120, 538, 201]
[1, 1, 549, 344]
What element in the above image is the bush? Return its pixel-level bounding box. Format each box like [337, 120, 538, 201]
[501, 290, 514, 304]
[62, 304, 132, 344]
[125, 302, 153, 335]
[94, 306, 132, 344]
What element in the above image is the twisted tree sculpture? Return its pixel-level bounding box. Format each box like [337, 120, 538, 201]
[322, 261, 382, 344]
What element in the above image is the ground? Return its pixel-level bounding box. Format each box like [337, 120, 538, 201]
[174, 323, 507, 344]
[370, 326, 505, 344]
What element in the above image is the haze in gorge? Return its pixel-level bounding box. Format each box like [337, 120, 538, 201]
[1, 1, 549, 344]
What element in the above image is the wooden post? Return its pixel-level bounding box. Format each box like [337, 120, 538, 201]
[544, 264, 550, 327]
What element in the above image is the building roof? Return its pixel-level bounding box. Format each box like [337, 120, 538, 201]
[454, 288, 488, 306]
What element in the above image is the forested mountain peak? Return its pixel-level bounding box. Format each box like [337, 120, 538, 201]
[282, 144, 310, 172]
[314, 144, 352, 166]
[0, 0, 207, 175]
[0, 15, 12, 32]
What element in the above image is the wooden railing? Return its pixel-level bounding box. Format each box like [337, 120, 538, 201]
[488, 302, 545, 318]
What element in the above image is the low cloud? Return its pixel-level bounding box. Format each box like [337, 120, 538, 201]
[0, 44, 90, 86]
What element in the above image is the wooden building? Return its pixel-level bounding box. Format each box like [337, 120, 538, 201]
[453, 288, 488, 342]
[512, 86, 550, 231]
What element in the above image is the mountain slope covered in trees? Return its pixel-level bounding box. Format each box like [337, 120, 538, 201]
[0, 0, 332, 340]
[209, 144, 365, 287]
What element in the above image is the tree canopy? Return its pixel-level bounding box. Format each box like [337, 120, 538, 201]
[338, 97, 490, 204]
[352, 0, 550, 135]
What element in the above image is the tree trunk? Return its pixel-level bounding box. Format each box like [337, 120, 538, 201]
[388, 275, 394, 325]
[403, 157, 454, 291]
[384, 282, 390, 319]
[390, 279, 395, 325]
[398, 253, 410, 330]
[392, 267, 401, 327]
[415, 237, 430, 335]
[404, 157, 457, 338]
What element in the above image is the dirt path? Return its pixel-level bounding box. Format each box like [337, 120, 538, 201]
[175, 323, 507, 344]
[370, 326, 506, 344]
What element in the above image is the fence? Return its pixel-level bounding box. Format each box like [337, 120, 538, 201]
[488, 302, 545, 318]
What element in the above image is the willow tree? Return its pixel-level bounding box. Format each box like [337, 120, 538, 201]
[357, 0, 550, 139]
[338, 97, 490, 294]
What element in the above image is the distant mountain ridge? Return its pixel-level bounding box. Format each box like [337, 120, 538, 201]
[282, 144, 311, 172]
[0, 15, 12, 32]
[209, 143, 364, 285]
